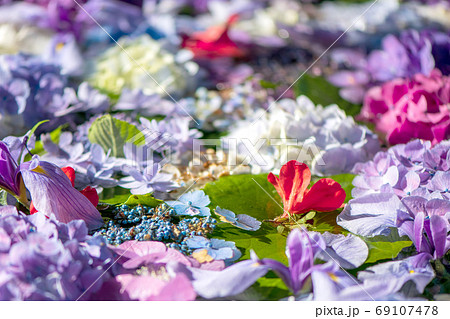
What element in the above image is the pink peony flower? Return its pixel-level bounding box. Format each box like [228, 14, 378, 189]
[360, 69, 450, 145]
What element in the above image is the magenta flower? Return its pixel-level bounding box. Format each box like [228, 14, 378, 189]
[360, 70, 450, 145]
[19, 156, 104, 231]
[116, 272, 196, 301]
[113, 240, 225, 271]
[112, 241, 224, 300]
[114, 241, 193, 269]
[329, 29, 449, 104]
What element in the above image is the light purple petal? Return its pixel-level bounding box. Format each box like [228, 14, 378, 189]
[20, 159, 103, 231]
[414, 212, 425, 252]
[235, 214, 261, 231]
[429, 215, 449, 258]
[337, 193, 402, 236]
[189, 259, 268, 299]
[358, 255, 435, 294]
[318, 232, 369, 269]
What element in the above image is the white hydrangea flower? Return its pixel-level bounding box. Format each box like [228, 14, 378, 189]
[0, 24, 53, 55]
[223, 96, 380, 176]
[89, 35, 197, 97]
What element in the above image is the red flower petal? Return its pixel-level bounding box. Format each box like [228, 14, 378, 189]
[268, 160, 346, 218]
[182, 14, 245, 59]
[80, 186, 99, 208]
[292, 178, 346, 214]
[268, 160, 311, 214]
[30, 201, 38, 215]
[62, 166, 76, 187]
[279, 161, 311, 209]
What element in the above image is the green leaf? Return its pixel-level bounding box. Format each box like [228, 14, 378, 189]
[368, 228, 412, 243]
[98, 187, 132, 205]
[0, 190, 8, 206]
[203, 174, 287, 262]
[312, 210, 346, 234]
[293, 74, 361, 116]
[362, 228, 413, 263]
[213, 222, 288, 264]
[88, 114, 145, 157]
[28, 120, 49, 137]
[98, 187, 163, 208]
[124, 194, 163, 207]
[365, 241, 412, 263]
[259, 80, 278, 89]
[204, 174, 283, 220]
[250, 272, 291, 300]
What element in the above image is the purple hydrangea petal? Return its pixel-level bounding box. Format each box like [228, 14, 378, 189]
[337, 193, 402, 237]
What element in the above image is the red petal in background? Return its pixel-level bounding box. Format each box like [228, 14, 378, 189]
[182, 14, 245, 59]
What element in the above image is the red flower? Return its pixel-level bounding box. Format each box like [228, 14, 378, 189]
[268, 161, 346, 218]
[182, 14, 245, 59]
[30, 166, 99, 214]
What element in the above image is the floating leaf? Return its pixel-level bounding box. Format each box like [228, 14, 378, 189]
[98, 187, 132, 205]
[304, 211, 316, 220]
[250, 272, 291, 301]
[124, 194, 164, 208]
[88, 114, 145, 157]
[203, 174, 286, 262]
[365, 241, 413, 263]
[203, 174, 283, 220]
[213, 222, 288, 264]
[98, 187, 162, 208]
[312, 210, 346, 234]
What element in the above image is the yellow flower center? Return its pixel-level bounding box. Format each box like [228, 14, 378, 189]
[31, 166, 47, 175]
[56, 42, 65, 52]
[192, 249, 214, 263]
[328, 273, 339, 282]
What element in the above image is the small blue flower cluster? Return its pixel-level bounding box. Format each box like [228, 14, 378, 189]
[95, 204, 217, 254]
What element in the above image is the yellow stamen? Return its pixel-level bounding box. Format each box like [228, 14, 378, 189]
[56, 42, 65, 51]
[329, 273, 339, 282]
[31, 166, 48, 176]
[17, 179, 30, 209]
[192, 249, 214, 263]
